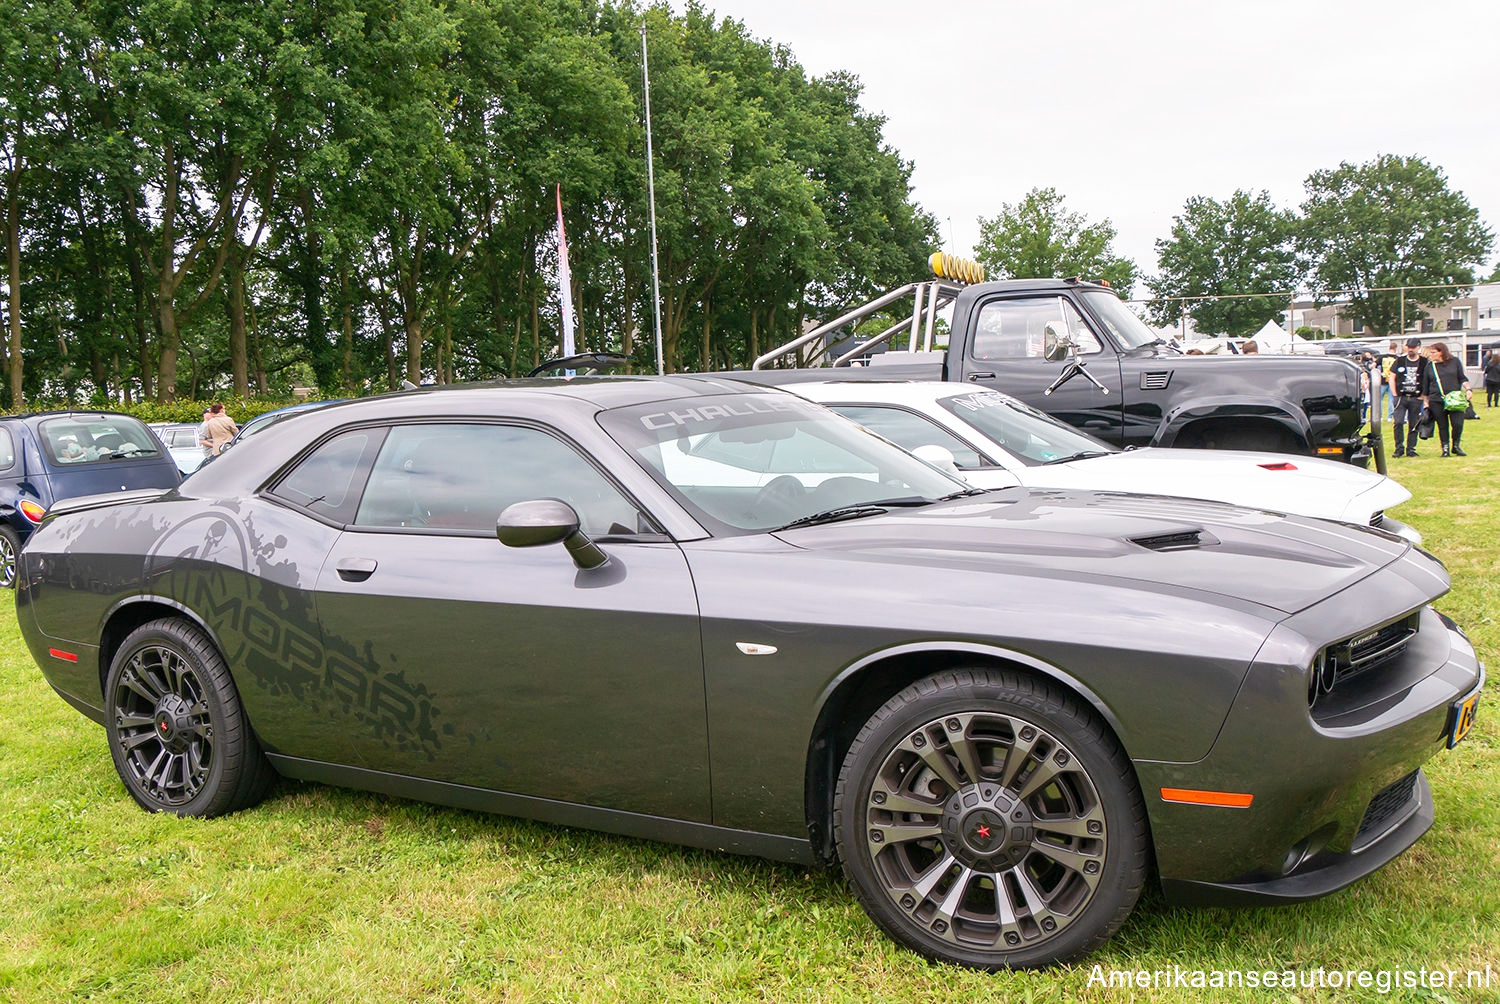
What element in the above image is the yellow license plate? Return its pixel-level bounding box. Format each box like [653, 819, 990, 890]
[1448, 692, 1480, 748]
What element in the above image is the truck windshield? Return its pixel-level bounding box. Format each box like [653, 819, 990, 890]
[1080, 290, 1162, 351]
[936, 391, 1117, 465]
[598, 393, 965, 534]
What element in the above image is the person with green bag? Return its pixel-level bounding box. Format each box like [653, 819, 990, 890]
[1419, 341, 1473, 457]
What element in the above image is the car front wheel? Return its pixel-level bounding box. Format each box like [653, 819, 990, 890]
[834, 668, 1147, 969]
[104, 617, 275, 817]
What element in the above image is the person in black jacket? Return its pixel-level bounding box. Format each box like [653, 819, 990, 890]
[1387, 337, 1427, 457]
[1419, 342, 1473, 457]
[1484, 349, 1500, 408]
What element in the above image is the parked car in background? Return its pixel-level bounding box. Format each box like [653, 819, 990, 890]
[148, 422, 209, 475]
[785, 381, 1420, 543]
[218, 399, 346, 454]
[17, 378, 1481, 968]
[0, 411, 182, 587]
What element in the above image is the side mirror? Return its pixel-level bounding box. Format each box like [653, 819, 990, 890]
[912, 444, 962, 477]
[497, 499, 608, 569]
[1042, 322, 1071, 363]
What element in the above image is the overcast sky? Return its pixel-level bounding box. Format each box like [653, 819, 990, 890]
[671, 0, 1500, 291]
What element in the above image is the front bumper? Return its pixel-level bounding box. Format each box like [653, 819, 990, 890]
[1137, 607, 1482, 907]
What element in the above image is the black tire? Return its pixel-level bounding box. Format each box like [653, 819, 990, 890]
[0, 524, 19, 589]
[834, 668, 1147, 969]
[104, 617, 275, 817]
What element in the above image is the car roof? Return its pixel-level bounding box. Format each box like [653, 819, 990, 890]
[786, 379, 1025, 409]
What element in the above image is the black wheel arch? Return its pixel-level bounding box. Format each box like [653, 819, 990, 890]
[1155, 399, 1312, 452]
[97, 597, 224, 703]
[803, 643, 1136, 867]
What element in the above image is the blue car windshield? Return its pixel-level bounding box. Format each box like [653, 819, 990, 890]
[40, 416, 161, 465]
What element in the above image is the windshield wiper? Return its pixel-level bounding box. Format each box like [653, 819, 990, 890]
[938, 487, 988, 499]
[772, 496, 935, 531]
[1041, 451, 1111, 465]
[773, 505, 890, 531]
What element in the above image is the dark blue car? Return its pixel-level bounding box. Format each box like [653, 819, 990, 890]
[0, 411, 182, 586]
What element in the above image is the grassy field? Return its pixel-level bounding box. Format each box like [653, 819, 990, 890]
[1, 419, 1497, 1003]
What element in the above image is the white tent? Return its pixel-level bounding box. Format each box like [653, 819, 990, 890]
[1246, 318, 1318, 354]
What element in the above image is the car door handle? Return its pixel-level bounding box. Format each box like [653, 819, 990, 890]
[968, 372, 995, 381]
[336, 557, 378, 582]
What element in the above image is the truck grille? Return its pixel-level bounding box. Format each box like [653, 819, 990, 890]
[1352, 771, 1420, 852]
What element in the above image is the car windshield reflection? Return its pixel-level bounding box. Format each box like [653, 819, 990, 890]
[598, 393, 964, 533]
[937, 391, 1117, 465]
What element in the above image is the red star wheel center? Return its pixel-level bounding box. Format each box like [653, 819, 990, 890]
[975, 824, 991, 839]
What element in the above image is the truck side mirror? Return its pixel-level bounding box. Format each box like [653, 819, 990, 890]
[1043, 322, 1071, 363]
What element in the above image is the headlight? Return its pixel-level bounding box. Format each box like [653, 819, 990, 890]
[1307, 649, 1335, 708]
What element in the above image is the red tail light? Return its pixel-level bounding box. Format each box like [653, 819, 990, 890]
[18, 500, 46, 523]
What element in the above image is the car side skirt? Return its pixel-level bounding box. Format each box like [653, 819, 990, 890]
[267, 754, 819, 866]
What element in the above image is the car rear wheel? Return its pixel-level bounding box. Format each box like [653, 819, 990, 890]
[104, 617, 275, 817]
[834, 668, 1147, 969]
[0, 525, 19, 589]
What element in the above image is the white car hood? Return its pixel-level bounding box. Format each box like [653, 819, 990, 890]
[1016, 448, 1410, 525]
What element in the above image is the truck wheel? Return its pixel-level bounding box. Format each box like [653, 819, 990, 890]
[104, 617, 276, 817]
[833, 668, 1146, 969]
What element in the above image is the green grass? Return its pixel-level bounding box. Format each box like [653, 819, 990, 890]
[2, 420, 1498, 1003]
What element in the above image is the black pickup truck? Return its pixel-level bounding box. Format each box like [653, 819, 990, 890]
[741, 273, 1371, 463]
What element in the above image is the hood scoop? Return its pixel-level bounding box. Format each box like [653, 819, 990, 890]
[1130, 528, 1207, 552]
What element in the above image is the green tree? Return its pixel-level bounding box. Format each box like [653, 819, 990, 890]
[973, 188, 1136, 294]
[1147, 190, 1301, 337]
[1299, 154, 1493, 336]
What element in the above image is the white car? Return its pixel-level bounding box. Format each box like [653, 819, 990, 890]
[785, 380, 1420, 543]
[147, 422, 209, 475]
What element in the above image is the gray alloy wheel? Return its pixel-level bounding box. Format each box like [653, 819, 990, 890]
[0, 526, 18, 589]
[834, 668, 1147, 969]
[105, 617, 275, 817]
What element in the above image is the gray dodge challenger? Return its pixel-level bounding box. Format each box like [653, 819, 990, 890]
[18, 377, 1483, 969]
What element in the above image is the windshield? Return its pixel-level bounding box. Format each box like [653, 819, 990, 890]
[1080, 289, 1162, 351]
[40, 416, 162, 465]
[597, 392, 965, 534]
[936, 391, 1117, 466]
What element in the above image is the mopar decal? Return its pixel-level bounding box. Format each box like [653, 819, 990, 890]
[147, 508, 444, 760]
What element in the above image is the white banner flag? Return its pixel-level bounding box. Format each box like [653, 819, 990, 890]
[555, 184, 576, 359]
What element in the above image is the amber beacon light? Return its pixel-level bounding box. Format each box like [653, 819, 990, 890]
[928, 252, 986, 285]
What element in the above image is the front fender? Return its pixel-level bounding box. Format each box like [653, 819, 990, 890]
[1154, 396, 1312, 448]
[809, 639, 1132, 753]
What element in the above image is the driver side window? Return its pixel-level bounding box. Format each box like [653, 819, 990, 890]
[971, 297, 1101, 360]
[354, 423, 645, 536]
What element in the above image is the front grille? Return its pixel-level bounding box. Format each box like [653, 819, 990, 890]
[1329, 613, 1419, 686]
[1352, 771, 1419, 852]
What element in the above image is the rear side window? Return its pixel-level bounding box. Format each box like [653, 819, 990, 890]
[39, 416, 161, 465]
[0, 427, 13, 469]
[268, 429, 384, 524]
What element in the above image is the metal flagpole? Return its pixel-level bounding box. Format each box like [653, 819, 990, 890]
[642, 22, 665, 376]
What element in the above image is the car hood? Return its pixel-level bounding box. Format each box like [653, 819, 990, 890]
[1020, 448, 1410, 524]
[772, 488, 1410, 615]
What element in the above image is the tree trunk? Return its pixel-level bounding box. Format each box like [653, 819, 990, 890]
[156, 267, 179, 401]
[6, 178, 22, 408]
[227, 250, 249, 397]
[339, 267, 354, 393]
[529, 293, 540, 370]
